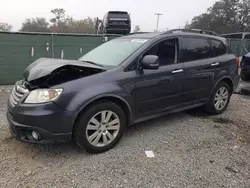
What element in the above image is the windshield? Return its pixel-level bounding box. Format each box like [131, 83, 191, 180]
[79, 38, 148, 67]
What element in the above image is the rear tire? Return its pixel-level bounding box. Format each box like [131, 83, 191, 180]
[74, 101, 126, 153]
[205, 81, 231, 115]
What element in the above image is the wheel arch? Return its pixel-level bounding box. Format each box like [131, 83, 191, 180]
[72, 94, 133, 134]
[210, 76, 234, 98]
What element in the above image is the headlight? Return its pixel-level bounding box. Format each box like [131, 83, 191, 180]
[24, 89, 63, 104]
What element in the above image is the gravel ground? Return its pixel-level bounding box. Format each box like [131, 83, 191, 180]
[0, 84, 250, 188]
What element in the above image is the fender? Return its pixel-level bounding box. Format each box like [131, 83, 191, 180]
[209, 76, 234, 98]
[72, 93, 133, 125]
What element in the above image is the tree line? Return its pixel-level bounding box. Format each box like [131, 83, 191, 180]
[23, 8, 96, 33]
[0, 8, 141, 33]
[186, 0, 250, 34]
[1, 8, 97, 33]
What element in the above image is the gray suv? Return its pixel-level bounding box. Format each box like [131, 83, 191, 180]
[7, 30, 239, 153]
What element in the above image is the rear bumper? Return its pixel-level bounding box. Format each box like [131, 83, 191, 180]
[7, 100, 74, 144]
[105, 26, 130, 34]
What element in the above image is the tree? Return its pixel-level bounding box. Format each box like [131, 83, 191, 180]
[20, 17, 50, 32]
[49, 8, 95, 33]
[49, 17, 95, 33]
[0, 22, 12, 31]
[50, 8, 66, 25]
[133, 25, 140, 32]
[19, 8, 96, 33]
[187, 0, 250, 34]
[74, 17, 95, 33]
[184, 21, 190, 29]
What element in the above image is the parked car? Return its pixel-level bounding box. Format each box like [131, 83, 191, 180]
[7, 30, 239, 153]
[240, 52, 250, 81]
[102, 11, 131, 35]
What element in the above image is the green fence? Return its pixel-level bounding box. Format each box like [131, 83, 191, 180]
[226, 38, 250, 57]
[0, 32, 119, 85]
[1, 31, 248, 85]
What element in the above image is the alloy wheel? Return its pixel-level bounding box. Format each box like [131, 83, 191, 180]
[86, 110, 120, 147]
[214, 86, 229, 111]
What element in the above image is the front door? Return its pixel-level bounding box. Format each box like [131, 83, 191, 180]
[135, 38, 185, 116]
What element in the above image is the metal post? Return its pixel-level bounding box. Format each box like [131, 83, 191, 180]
[51, 33, 54, 58]
[155, 13, 162, 31]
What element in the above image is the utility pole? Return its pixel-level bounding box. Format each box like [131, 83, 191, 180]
[155, 13, 162, 31]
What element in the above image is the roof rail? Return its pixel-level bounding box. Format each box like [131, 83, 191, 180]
[163, 29, 218, 36]
[126, 32, 151, 35]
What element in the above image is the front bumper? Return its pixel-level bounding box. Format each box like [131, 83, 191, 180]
[7, 100, 74, 144]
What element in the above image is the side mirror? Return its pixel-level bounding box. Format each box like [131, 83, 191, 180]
[141, 55, 159, 70]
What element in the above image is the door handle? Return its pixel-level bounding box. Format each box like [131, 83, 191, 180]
[211, 62, 219, 66]
[172, 69, 184, 74]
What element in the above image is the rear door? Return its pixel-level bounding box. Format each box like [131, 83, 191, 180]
[210, 38, 239, 87]
[181, 37, 219, 102]
[210, 38, 234, 71]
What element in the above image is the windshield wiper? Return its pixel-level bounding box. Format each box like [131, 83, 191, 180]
[81, 60, 105, 68]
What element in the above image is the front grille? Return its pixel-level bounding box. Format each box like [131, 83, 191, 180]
[9, 81, 29, 107]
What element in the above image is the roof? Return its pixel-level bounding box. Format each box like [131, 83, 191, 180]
[167, 32, 226, 41]
[121, 31, 225, 41]
[108, 11, 128, 14]
[121, 32, 162, 39]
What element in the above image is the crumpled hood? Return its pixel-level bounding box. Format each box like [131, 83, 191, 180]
[23, 58, 106, 82]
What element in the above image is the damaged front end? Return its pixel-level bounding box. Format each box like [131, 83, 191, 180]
[27, 64, 106, 89]
[9, 58, 106, 107]
[22, 58, 106, 89]
[7, 57, 107, 143]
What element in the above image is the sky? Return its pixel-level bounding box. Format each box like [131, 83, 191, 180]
[0, 0, 217, 32]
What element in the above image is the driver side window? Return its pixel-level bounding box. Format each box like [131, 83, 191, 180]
[143, 38, 179, 66]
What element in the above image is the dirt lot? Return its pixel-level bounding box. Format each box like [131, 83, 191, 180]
[0, 84, 250, 188]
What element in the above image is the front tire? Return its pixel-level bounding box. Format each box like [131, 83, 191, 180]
[205, 82, 231, 114]
[74, 101, 126, 153]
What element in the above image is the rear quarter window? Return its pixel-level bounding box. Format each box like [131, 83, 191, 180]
[210, 39, 227, 56]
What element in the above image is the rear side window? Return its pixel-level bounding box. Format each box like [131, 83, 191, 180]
[210, 39, 227, 56]
[181, 37, 213, 62]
